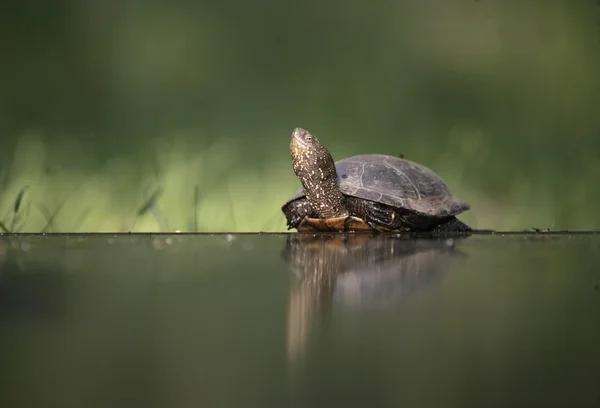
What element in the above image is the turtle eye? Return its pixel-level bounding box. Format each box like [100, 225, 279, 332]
[305, 135, 312, 141]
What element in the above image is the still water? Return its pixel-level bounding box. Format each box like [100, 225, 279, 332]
[1, 232, 599, 407]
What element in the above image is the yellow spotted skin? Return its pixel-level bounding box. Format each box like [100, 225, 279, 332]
[290, 128, 349, 219]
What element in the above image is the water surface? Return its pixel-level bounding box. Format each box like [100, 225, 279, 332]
[1, 232, 599, 407]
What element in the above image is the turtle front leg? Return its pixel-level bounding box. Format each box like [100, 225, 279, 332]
[283, 198, 315, 229]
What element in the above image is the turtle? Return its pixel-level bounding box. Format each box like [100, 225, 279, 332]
[282, 127, 472, 233]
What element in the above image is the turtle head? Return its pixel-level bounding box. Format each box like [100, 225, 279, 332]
[290, 127, 328, 164]
[289, 128, 348, 218]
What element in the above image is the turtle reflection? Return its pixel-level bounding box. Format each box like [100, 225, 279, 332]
[282, 233, 468, 360]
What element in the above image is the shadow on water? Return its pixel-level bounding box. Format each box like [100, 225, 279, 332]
[0, 261, 67, 321]
[0, 232, 599, 407]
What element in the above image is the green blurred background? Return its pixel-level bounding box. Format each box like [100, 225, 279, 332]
[1, 0, 599, 232]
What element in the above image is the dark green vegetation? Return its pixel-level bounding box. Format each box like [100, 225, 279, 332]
[1, 1, 600, 232]
[1, 233, 599, 406]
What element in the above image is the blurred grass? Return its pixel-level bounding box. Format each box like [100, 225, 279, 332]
[0, 131, 297, 232]
[0, 125, 598, 232]
[1, 0, 600, 232]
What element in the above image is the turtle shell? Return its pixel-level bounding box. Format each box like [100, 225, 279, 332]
[283, 154, 469, 217]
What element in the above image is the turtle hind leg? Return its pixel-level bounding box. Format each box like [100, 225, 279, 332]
[364, 204, 402, 230]
[345, 197, 409, 231]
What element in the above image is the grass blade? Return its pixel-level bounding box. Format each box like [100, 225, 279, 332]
[10, 185, 30, 231]
[13, 185, 29, 214]
[130, 187, 164, 232]
[136, 187, 164, 217]
[38, 199, 68, 233]
[193, 184, 201, 232]
[72, 209, 90, 231]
